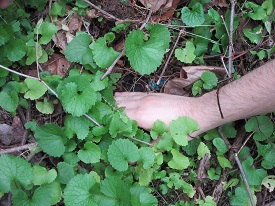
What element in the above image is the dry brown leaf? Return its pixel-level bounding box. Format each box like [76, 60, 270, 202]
[164, 66, 225, 96]
[138, 0, 173, 12]
[0, 0, 13, 9]
[0, 116, 24, 145]
[43, 54, 71, 77]
[157, 0, 180, 21]
[68, 13, 82, 33]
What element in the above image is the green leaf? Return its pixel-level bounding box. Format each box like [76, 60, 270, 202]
[65, 33, 94, 65]
[217, 155, 232, 169]
[32, 165, 57, 185]
[181, 3, 205, 27]
[175, 41, 196, 64]
[256, 142, 275, 169]
[197, 142, 210, 160]
[65, 115, 91, 140]
[131, 192, 158, 206]
[242, 157, 267, 186]
[41, 181, 62, 205]
[0, 90, 18, 112]
[182, 138, 201, 156]
[245, 2, 267, 20]
[192, 80, 203, 96]
[0, 25, 13, 46]
[91, 70, 109, 91]
[168, 149, 190, 170]
[230, 187, 249, 206]
[36, 98, 54, 114]
[213, 138, 229, 154]
[57, 162, 76, 184]
[107, 138, 140, 171]
[243, 25, 263, 44]
[150, 120, 168, 140]
[63, 173, 100, 206]
[201, 71, 218, 90]
[24, 78, 47, 100]
[222, 122, 237, 138]
[100, 176, 131, 206]
[0, 155, 33, 193]
[37, 22, 58, 45]
[76, 0, 89, 8]
[109, 112, 134, 138]
[156, 132, 173, 151]
[139, 147, 155, 169]
[78, 142, 101, 164]
[51, 2, 66, 16]
[245, 115, 274, 141]
[262, 175, 275, 192]
[125, 24, 170, 75]
[34, 123, 67, 157]
[138, 167, 154, 187]
[57, 76, 97, 116]
[198, 196, 216, 206]
[92, 37, 120, 68]
[207, 168, 220, 180]
[5, 39, 26, 61]
[170, 117, 199, 146]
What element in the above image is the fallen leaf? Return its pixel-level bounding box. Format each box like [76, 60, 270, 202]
[153, 0, 180, 21]
[0, 116, 24, 146]
[164, 66, 225, 95]
[68, 13, 82, 33]
[42, 54, 71, 77]
[138, 0, 173, 12]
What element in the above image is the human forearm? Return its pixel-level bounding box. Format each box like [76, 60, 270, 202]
[190, 59, 275, 136]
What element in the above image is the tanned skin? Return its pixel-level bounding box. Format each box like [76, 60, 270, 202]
[115, 59, 275, 139]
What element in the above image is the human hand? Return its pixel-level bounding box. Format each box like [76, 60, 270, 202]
[114, 92, 196, 131]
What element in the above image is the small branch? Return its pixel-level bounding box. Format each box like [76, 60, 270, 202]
[101, 8, 154, 80]
[220, 56, 230, 77]
[0, 143, 38, 155]
[0, 64, 37, 80]
[233, 152, 256, 206]
[128, 137, 152, 146]
[83, 114, 101, 126]
[157, 30, 184, 85]
[83, 0, 121, 21]
[228, 0, 236, 78]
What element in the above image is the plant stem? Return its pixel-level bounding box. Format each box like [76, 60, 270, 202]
[0, 143, 38, 155]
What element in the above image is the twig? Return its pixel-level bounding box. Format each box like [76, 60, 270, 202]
[0, 143, 38, 155]
[101, 8, 154, 80]
[0, 64, 37, 80]
[228, 0, 236, 78]
[83, 0, 121, 21]
[157, 30, 184, 85]
[218, 128, 255, 206]
[128, 137, 152, 146]
[21, 101, 31, 145]
[216, 88, 224, 119]
[233, 152, 255, 206]
[220, 56, 230, 77]
[83, 114, 101, 126]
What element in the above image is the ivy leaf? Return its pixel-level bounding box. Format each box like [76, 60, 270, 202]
[217, 155, 232, 169]
[36, 98, 54, 114]
[245, 115, 273, 141]
[245, 2, 267, 20]
[242, 157, 267, 186]
[5, 39, 26, 61]
[0, 25, 13, 46]
[107, 138, 140, 171]
[168, 149, 190, 170]
[197, 142, 210, 160]
[131, 192, 158, 206]
[65, 33, 94, 65]
[170, 117, 199, 146]
[125, 24, 170, 75]
[256, 142, 275, 169]
[198, 196, 216, 206]
[34, 123, 67, 157]
[100, 176, 131, 206]
[65, 115, 91, 140]
[138, 167, 154, 187]
[182, 138, 201, 156]
[37, 22, 58, 45]
[51, 2, 66, 16]
[222, 122, 237, 138]
[63, 173, 100, 206]
[57, 76, 97, 116]
[0, 154, 33, 193]
[0, 90, 18, 112]
[24, 78, 47, 100]
[213, 138, 229, 154]
[192, 80, 203, 96]
[32, 165, 57, 185]
[92, 37, 120, 68]
[175, 41, 196, 64]
[181, 2, 205, 27]
[78, 142, 101, 164]
[201, 71, 218, 90]
[57, 162, 76, 184]
[243, 25, 263, 44]
[230, 187, 249, 206]
[156, 132, 173, 151]
[150, 120, 168, 140]
[109, 112, 134, 138]
[91, 70, 109, 91]
[139, 147, 155, 169]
